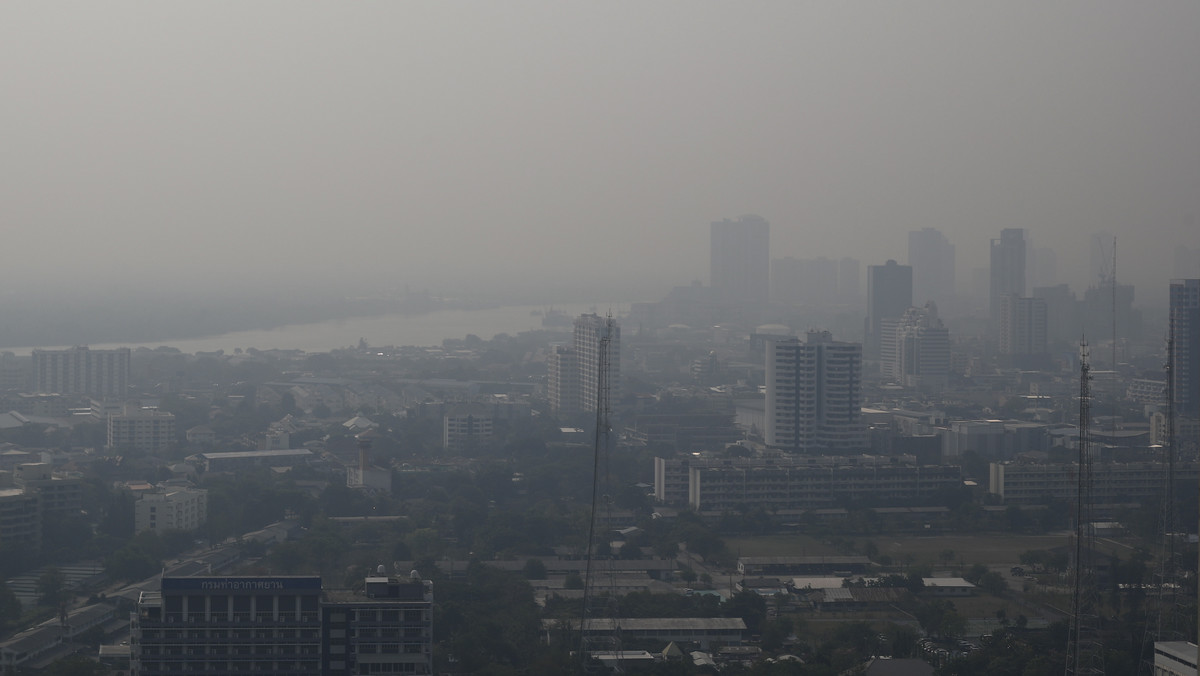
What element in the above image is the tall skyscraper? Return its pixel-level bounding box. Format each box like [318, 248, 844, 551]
[880, 303, 951, 391]
[770, 256, 837, 305]
[837, 257, 861, 305]
[990, 228, 1026, 329]
[547, 345, 579, 415]
[32, 346, 130, 397]
[865, 260, 912, 359]
[710, 215, 769, 304]
[907, 228, 955, 305]
[1033, 283, 1081, 346]
[1170, 279, 1200, 418]
[548, 315, 620, 417]
[998, 295, 1048, 364]
[766, 330, 866, 452]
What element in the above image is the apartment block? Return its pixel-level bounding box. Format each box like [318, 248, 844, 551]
[322, 575, 434, 675]
[0, 488, 40, 553]
[442, 405, 495, 452]
[108, 405, 177, 452]
[988, 460, 1200, 505]
[132, 574, 433, 676]
[654, 455, 960, 511]
[32, 346, 130, 397]
[133, 576, 325, 676]
[766, 330, 866, 452]
[134, 487, 208, 534]
[879, 303, 951, 391]
[13, 463, 83, 515]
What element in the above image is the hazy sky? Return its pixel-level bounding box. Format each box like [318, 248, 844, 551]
[3, 2, 1198, 304]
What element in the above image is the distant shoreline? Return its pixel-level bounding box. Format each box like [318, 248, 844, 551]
[0, 303, 601, 356]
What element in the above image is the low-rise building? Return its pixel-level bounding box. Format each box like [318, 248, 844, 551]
[199, 448, 313, 473]
[655, 455, 961, 511]
[442, 405, 495, 452]
[738, 556, 872, 576]
[107, 405, 176, 452]
[13, 463, 82, 515]
[322, 574, 434, 675]
[134, 487, 207, 534]
[988, 460, 1200, 504]
[921, 577, 976, 597]
[1153, 641, 1197, 676]
[547, 618, 747, 651]
[132, 574, 433, 676]
[0, 488, 40, 553]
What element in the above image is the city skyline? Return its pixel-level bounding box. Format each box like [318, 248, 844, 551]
[2, 3, 1198, 307]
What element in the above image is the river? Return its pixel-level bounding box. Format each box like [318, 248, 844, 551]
[3, 304, 612, 355]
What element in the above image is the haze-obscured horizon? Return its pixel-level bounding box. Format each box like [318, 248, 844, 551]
[3, 3, 1198, 338]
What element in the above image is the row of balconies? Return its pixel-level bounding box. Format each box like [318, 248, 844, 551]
[140, 651, 320, 659]
[146, 615, 321, 626]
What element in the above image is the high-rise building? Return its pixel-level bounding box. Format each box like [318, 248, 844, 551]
[574, 314, 620, 415]
[132, 574, 434, 676]
[549, 315, 620, 417]
[1028, 245, 1057, 290]
[837, 257, 861, 305]
[711, 215, 769, 304]
[1032, 284, 1080, 346]
[770, 256, 837, 305]
[766, 330, 866, 452]
[998, 295, 1048, 362]
[907, 228, 955, 305]
[1170, 279, 1200, 418]
[32, 346, 130, 397]
[547, 345, 578, 415]
[865, 260, 912, 359]
[880, 303, 951, 391]
[989, 229, 1026, 329]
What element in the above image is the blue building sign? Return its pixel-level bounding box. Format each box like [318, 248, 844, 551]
[161, 576, 322, 592]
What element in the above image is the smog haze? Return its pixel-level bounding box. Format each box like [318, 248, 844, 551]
[3, 2, 1198, 317]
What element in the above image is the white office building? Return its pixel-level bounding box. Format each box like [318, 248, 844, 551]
[766, 330, 866, 452]
[134, 487, 207, 534]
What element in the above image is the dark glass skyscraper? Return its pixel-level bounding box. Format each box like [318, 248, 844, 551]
[989, 228, 1026, 329]
[865, 260, 913, 359]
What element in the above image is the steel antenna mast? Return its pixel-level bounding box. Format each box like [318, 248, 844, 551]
[1065, 339, 1105, 676]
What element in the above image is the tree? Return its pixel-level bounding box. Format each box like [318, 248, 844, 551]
[41, 655, 102, 676]
[522, 558, 547, 580]
[978, 571, 1008, 596]
[38, 567, 67, 607]
[762, 616, 793, 651]
[0, 583, 21, 630]
[724, 590, 767, 634]
[938, 548, 956, 568]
